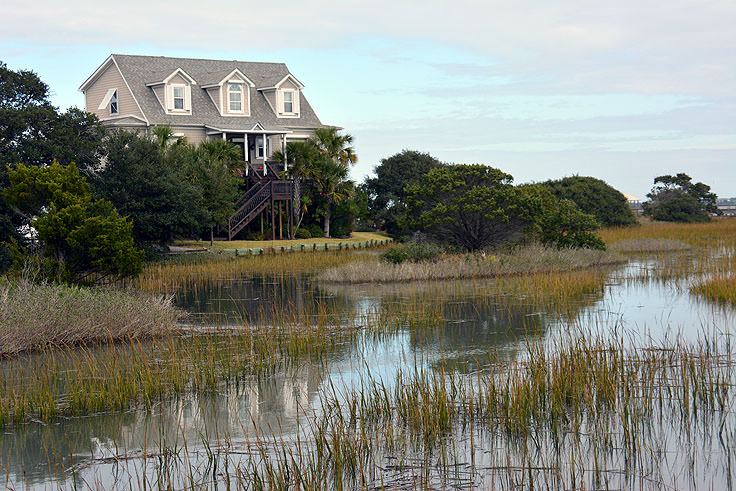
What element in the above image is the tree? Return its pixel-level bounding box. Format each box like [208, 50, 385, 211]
[406, 165, 605, 252]
[363, 150, 445, 238]
[541, 176, 636, 227]
[185, 139, 242, 245]
[643, 173, 718, 222]
[0, 62, 104, 170]
[405, 165, 536, 251]
[0, 61, 105, 269]
[4, 162, 142, 283]
[312, 127, 357, 237]
[91, 130, 207, 244]
[521, 185, 605, 250]
[309, 155, 354, 238]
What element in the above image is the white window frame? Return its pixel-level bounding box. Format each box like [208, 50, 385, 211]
[172, 85, 185, 110]
[109, 89, 118, 115]
[228, 83, 243, 113]
[282, 90, 294, 113]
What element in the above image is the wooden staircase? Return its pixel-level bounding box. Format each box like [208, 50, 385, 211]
[225, 161, 294, 240]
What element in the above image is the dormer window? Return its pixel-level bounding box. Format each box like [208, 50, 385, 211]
[109, 90, 118, 115]
[228, 84, 243, 112]
[173, 86, 185, 110]
[283, 91, 293, 113]
[165, 83, 191, 113]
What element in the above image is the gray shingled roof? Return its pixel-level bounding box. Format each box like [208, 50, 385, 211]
[112, 54, 322, 131]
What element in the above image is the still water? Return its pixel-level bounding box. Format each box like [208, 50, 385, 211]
[1, 255, 734, 489]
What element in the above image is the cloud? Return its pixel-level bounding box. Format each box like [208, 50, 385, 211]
[3, 0, 734, 97]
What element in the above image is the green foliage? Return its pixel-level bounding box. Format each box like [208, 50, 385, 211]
[184, 138, 242, 233]
[380, 242, 442, 264]
[364, 150, 445, 238]
[4, 162, 142, 283]
[645, 189, 711, 223]
[406, 164, 535, 251]
[4, 161, 89, 217]
[406, 165, 605, 252]
[0, 62, 104, 170]
[0, 61, 105, 253]
[541, 176, 636, 227]
[294, 228, 312, 239]
[523, 185, 605, 250]
[91, 130, 207, 244]
[643, 173, 719, 222]
[274, 128, 357, 238]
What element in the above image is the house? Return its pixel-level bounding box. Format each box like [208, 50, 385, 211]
[80, 54, 326, 240]
[79, 54, 323, 167]
[623, 193, 643, 216]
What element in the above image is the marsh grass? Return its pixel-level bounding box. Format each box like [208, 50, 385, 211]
[54, 328, 736, 490]
[690, 275, 736, 306]
[609, 238, 692, 252]
[600, 218, 736, 247]
[318, 244, 624, 284]
[0, 281, 181, 356]
[137, 251, 371, 293]
[0, 264, 615, 429]
[0, 322, 350, 427]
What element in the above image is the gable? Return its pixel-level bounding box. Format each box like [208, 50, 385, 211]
[82, 60, 145, 122]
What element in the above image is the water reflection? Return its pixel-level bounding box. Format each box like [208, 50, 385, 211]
[2, 257, 735, 488]
[0, 362, 326, 488]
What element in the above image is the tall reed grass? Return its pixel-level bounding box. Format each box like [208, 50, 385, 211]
[49, 327, 735, 490]
[318, 244, 624, 284]
[690, 275, 736, 306]
[0, 281, 180, 356]
[136, 251, 369, 293]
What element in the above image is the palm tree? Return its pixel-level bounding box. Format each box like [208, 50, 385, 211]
[309, 157, 354, 238]
[310, 127, 357, 237]
[313, 127, 357, 167]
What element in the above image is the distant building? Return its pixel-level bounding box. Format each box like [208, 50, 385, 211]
[623, 193, 643, 216]
[717, 198, 736, 216]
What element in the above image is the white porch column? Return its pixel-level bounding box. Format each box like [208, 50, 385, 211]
[262, 132, 267, 175]
[283, 134, 288, 173]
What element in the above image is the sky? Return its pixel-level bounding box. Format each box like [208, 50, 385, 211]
[2, 0, 734, 199]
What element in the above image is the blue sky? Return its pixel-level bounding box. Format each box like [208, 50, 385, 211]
[2, 0, 734, 199]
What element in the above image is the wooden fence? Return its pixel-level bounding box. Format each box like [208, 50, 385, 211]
[231, 239, 393, 256]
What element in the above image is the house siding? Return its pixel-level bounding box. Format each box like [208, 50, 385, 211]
[84, 62, 144, 121]
[152, 85, 165, 108]
[172, 126, 208, 146]
[206, 87, 221, 113]
[261, 89, 277, 114]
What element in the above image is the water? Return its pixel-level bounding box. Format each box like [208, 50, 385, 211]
[1, 255, 735, 488]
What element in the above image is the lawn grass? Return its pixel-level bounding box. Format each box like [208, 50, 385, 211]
[175, 231, 391, 251]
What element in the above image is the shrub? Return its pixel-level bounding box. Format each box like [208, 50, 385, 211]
[380, 242, 442, 264]
[305, 223, 323, 238]
[295, 228, 312, 239]
[541, 176, 636, 227]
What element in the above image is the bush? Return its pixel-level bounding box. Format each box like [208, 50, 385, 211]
[541, 176, 636, 227]
[294, 228, 312, 239]
[305, 223, 323, 238]
[380, 242, 442, 264]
